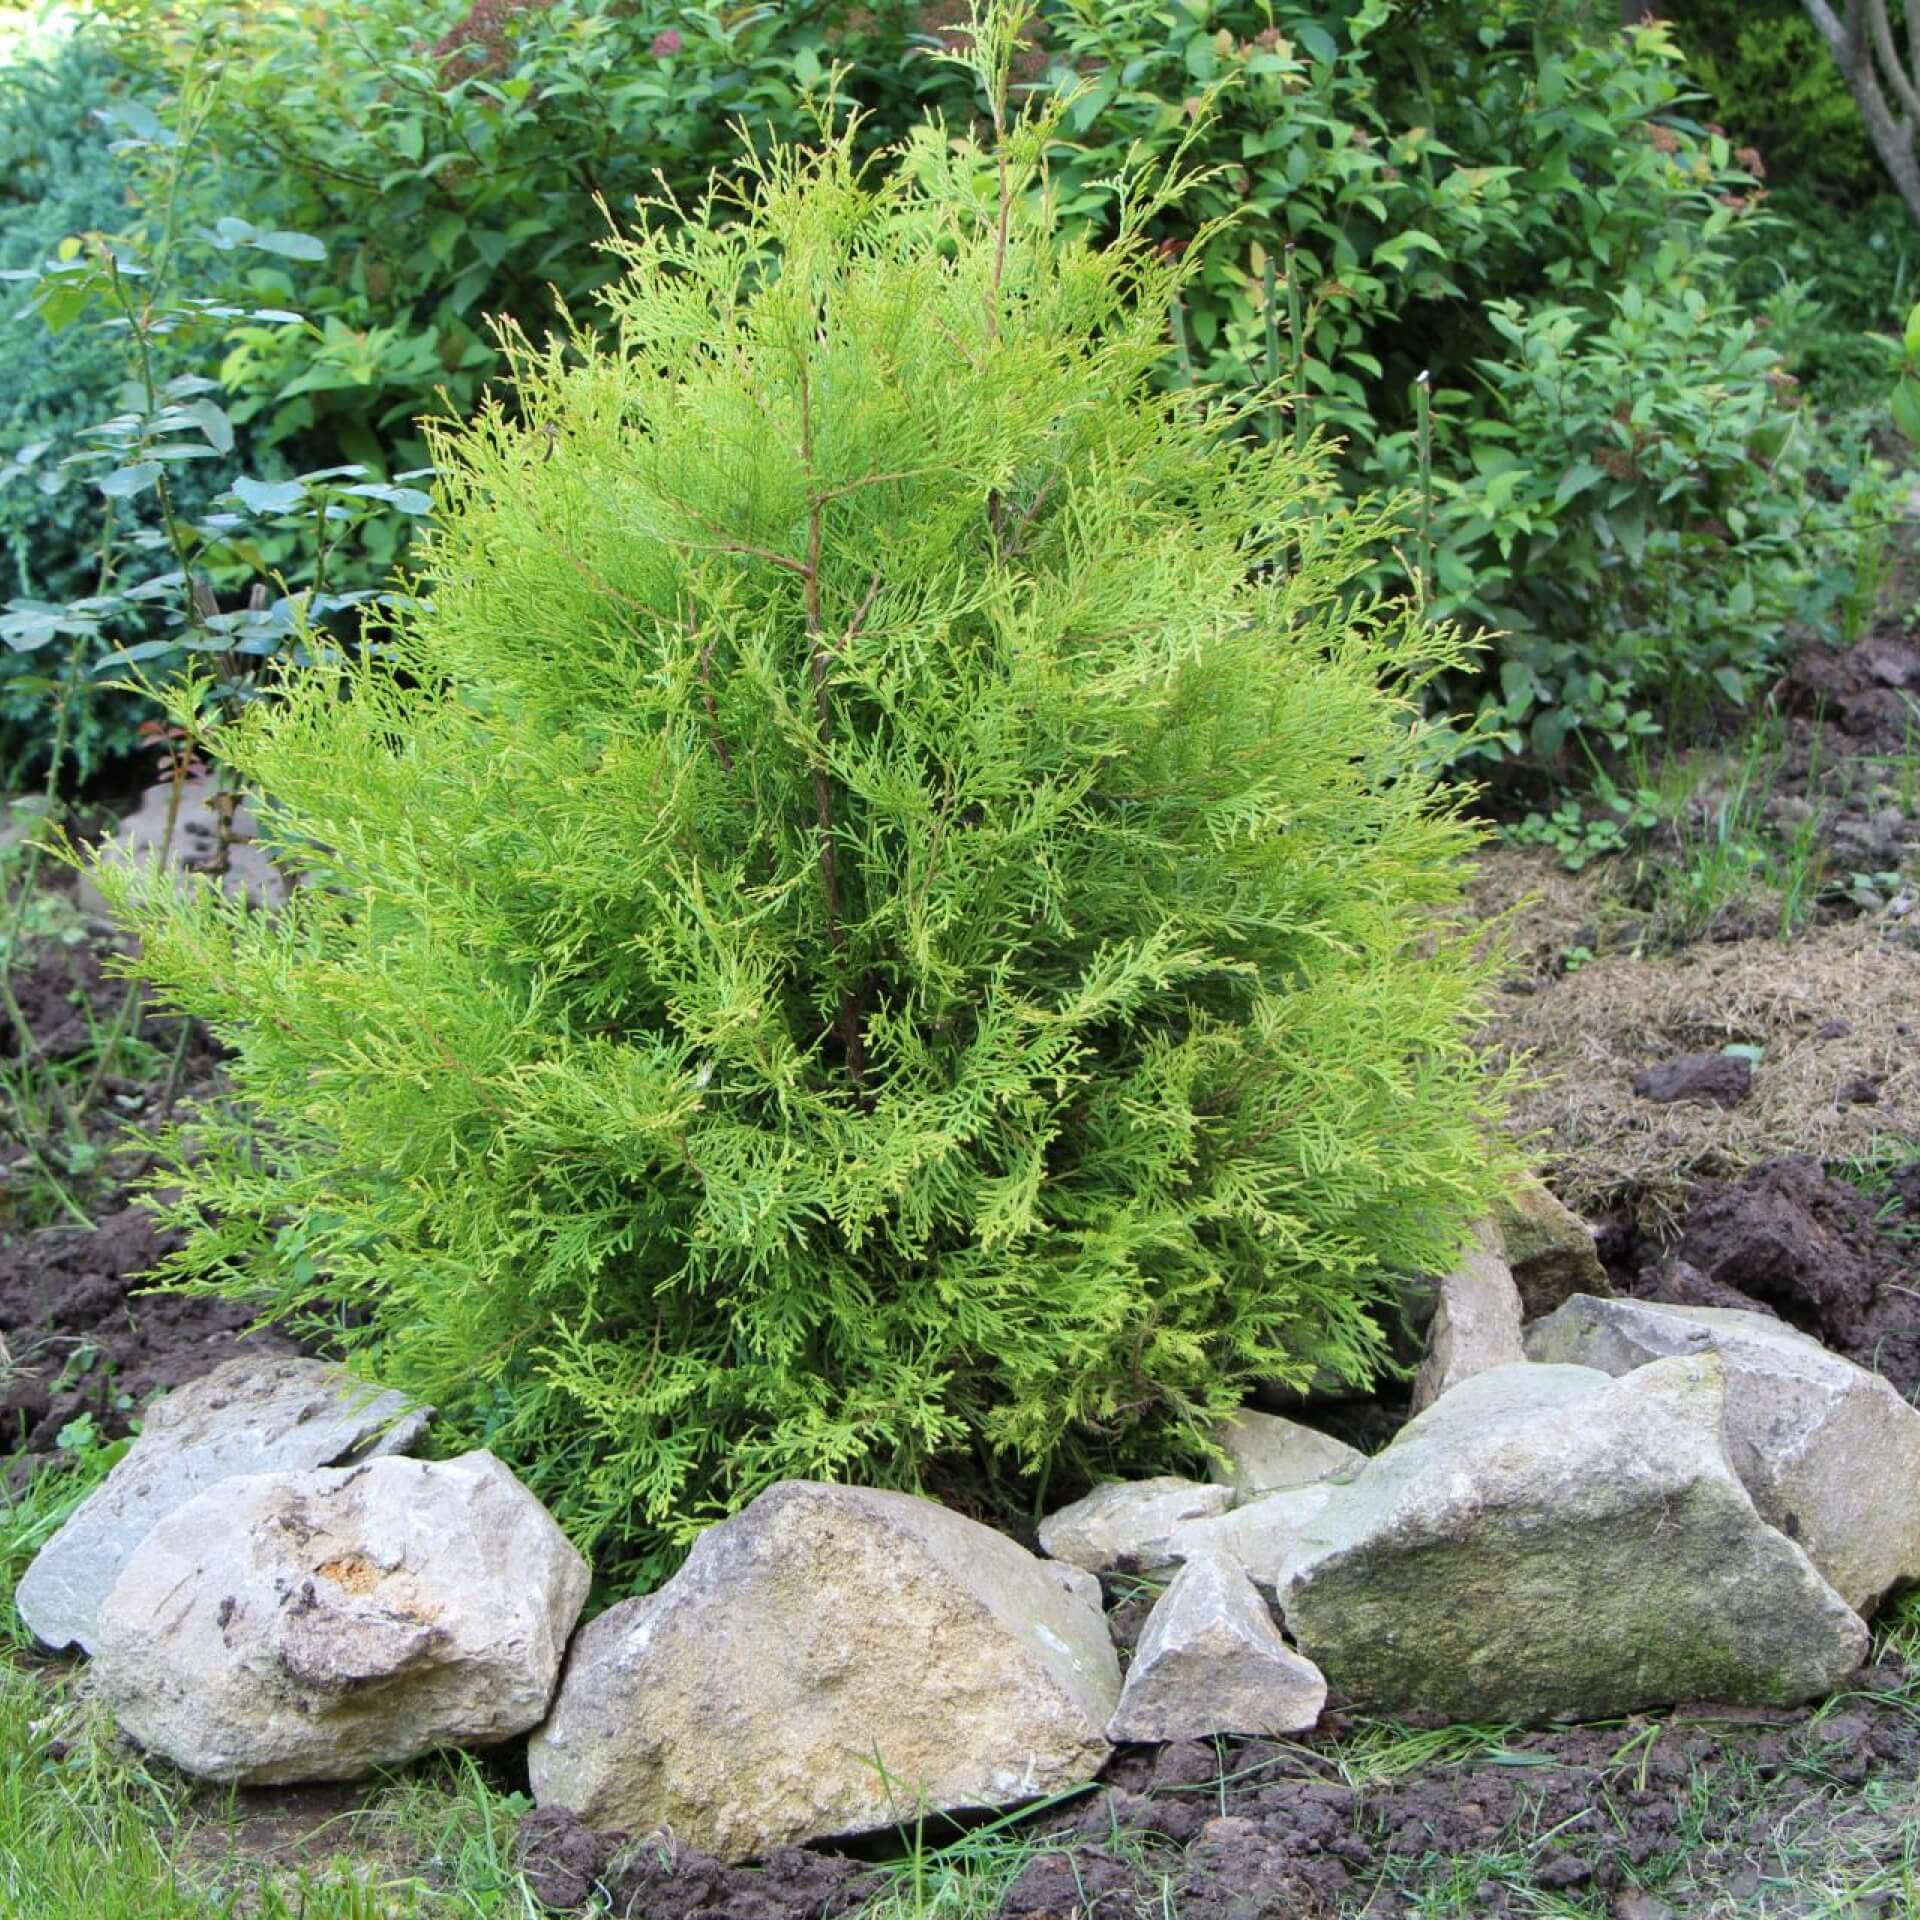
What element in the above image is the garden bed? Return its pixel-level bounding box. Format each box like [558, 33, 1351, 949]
[5, 627, 1920, 1916]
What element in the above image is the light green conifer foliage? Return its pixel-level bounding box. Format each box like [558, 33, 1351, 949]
[94, 27, 1514, 1578]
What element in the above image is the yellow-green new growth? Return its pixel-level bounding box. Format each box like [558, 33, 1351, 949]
[95, 72, 1512, 1581]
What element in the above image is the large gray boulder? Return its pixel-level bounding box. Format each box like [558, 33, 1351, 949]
[1526, 1295, 1920, 1613]
[93, 1450, 587, 1784]
[1276, 1358, 1868, 1723]
[1108, 1551, 1326, 1743]
[1205, 1411, 1363, 1504]
[1410, 1224, 1526, 1414]
[530, 1481, 1118, 1861]
[1037, 1476, 1230, 1575]
[18, 1354, 430, 1654]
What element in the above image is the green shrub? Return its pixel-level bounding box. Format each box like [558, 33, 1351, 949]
[0, 30, 224, 781]
[102, 0, 980, 477]
[97, 96, 1511, 1577]
[1032, 0, 1880, 765]
[1407, 282, 1868, 759]
[109, 0, 1861, 771]
[1664, 0, 1879, 204]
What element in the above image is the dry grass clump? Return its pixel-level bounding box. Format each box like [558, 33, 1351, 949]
[1466, 845, 1632, 982]
[1484, 918, 1920, 1226]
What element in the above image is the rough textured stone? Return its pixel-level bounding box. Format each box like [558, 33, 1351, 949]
[530, 1480, 1119, 1860]
[18, 1354, 430, 1654]
[1038, 1476, 1231, 1575]
[1165, 1482, 1342, 1594]
[1491, 1181, 1611, 1318]
[94, 1450, 587, 1784]
[76, 773, 288, 915]
[1409, 1223, 1526, 1414]
[1108, 1551, 1326, 1742]
[1526, 1294, 1920, 1613]
[1276, 1358, 1868, 1723]
[1205, 1411, 1363, 1504]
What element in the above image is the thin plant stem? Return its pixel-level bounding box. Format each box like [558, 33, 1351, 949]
[1284, 242, 1307, 455]
[1414, 368, 1434, 605]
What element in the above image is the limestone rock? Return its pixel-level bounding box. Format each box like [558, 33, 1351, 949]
[1276, 1358, 1868, 1723]
[1409, 1223, 1525, 1414]
[1166, 1481, 1342, 1594]
[1205, 1411, 1363, 1504]
[1526, 1294, 1920, 1613]
[18, 1354, 430, 1654]
[1038, 1476, 1230, 1575]
[530, 1481, 1118, 1861]
[94, 1450, 588, 1784]
[77, 773, 288, 915]
[1491, 1181, 1611, 1317]
[1108, 1551, 1326, 1742]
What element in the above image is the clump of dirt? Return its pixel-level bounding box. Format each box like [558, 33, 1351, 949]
[1485, 917, 1920, 1225]
[1666, 1157, 1884, 1339]
[0, 1204, 287, 1457]
[1617, 1154, 1920, 1397]
[513, 1814, 880, 1920]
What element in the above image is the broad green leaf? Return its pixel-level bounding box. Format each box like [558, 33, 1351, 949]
[99, 462, 162, 499]
[255, 230, 327, 262]
[232, 475, 309, 514]
[185, 401, 235, 455]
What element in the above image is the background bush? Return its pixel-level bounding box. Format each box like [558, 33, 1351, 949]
[1032, 0, 1886, 764]
[98, 111, 1511, 1578]
[85, 0, 1890, 784]
[1665, 0, 1879, 205]
[0, 29, 228, 782]
[99, 0, 981, 479]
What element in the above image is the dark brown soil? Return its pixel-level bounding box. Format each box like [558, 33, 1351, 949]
[1, 935, 120, 1069]
[1633, 1051, 1755, 1109]
[0, 1203, 288, 1459]
[1769, 627, 1920, 890]
[1621, 1153, 1920, 1396]
[513, 1814, 881, 1919]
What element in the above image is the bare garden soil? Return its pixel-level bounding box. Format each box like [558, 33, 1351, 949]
[6, 626, 1920, 1914]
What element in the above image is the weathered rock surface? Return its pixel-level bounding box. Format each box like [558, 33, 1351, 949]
[94, 1450, 588, 1784]
[1108, 1551, 1326, 1743]
[1038, 1476, 1231, 1575]
[77, 772, 288, 914]
[1409, 1224, 1526, 1414]
[18, 1354, 430, 1654]
[1166, 1482, 1342, 1594]
[1276, 1358, 1868, 1722]
[1205, 1411, 1363, 1504]
[1526, 1294, 1920, 1613]
[530, 1480, 1119, 1861]
[1491, 1181, 1611, 1317]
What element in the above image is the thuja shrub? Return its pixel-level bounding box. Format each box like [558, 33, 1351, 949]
[98, 70, 1511, 1576]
